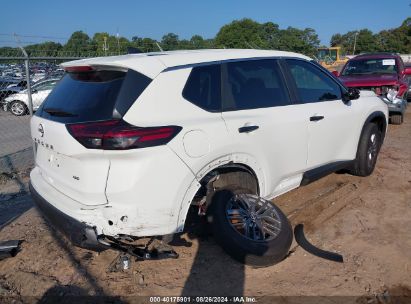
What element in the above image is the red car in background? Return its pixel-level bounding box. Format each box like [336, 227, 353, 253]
[334, 53, 409, 125]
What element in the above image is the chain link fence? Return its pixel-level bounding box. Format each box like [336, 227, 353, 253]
[0, 51, 85, 176]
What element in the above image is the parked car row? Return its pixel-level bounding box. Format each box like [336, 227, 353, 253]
[0, 62, 64, 115]
[333, 52, 410, 125]
[0, 62, 63, 81]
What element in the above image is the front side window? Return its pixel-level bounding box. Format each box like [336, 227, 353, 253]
[222, 59, 290, 111]
[286, 59, 342, 103]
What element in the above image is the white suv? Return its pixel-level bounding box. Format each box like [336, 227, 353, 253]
[29, 49, 388, 266]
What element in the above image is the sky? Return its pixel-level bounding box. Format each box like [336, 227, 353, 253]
[0, 0, 410, 47]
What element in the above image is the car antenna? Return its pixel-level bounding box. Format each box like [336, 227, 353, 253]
[155, 42, 164, 52]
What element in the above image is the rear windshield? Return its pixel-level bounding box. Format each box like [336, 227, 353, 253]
[342, 58, 398, 76]
[36, 69, 151, 123]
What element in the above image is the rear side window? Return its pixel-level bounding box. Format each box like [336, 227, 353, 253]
[183, 64, 221, 111]
[222, 59, 290, 111]
[286, 59, 342, 103]
[36, 69, 151, 123]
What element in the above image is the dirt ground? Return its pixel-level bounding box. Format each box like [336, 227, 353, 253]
[0, 108, 410, 303]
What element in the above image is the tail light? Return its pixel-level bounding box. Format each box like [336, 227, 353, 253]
[64, 66, 94, 72]
[66, 120, 182, 150]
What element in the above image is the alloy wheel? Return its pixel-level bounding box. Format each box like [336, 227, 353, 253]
[225, 194, 282, 242]
[11, 102, 25, 115]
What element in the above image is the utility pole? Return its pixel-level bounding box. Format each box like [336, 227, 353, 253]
[353, 32, 359, 55]
[103, 36, 108, 56]
[116, 28, 120, 55]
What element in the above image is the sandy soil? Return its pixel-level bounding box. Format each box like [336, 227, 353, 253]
[0, 108, 410, 302]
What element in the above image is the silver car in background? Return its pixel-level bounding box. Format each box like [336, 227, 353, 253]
[2, 78, 60, 116]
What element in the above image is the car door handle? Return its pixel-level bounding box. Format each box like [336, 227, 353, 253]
[238, 125, 259, 133]
[309, 115, 324, 122]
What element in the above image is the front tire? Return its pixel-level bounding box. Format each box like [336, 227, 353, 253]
[207, 190, 292, 267]
[350, 123, 382, 177]
[10, 101, 28, 116]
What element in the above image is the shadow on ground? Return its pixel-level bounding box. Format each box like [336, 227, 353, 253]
[180, 207, 245, 296]
[0, 155, 33, 231]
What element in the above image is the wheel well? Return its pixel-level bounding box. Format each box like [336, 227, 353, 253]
[191, 163, 260, 208]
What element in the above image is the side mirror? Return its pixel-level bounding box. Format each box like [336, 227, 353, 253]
[403, 67, 411, 75]
[31, 89, 38, 93]
[332, 70, 340, 77]
[342, 87, 360, 103]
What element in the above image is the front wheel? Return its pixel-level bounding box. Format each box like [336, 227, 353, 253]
[10, 101, 28, 116]
[207, 190, 292, 267]
[349, 123, 382, 177]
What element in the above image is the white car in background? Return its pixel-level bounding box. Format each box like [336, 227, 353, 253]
[3, 78, 60, 116]
[29, 49, 388, 266]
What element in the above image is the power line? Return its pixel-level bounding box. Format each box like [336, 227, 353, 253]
[0, 33, 68, 40]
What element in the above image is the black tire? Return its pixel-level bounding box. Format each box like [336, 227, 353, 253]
[349, 123, 382, 177]
[10, 101, 28, 116]
[390, 114, 403, 125]
[207, 189, 292, 267]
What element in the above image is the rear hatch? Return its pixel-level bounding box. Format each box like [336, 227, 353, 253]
[31, 66, 151, 206]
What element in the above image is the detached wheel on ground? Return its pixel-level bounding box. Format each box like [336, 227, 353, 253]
[207, 189, 292, 267]
[390, 114, 403, 125]
[10, 101, 28, 116]
[350, 123, 382, 177]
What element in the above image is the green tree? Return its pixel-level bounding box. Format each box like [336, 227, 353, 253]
[277, 27, 319, 56]
[25, 41, 63, 56]
[91, 32, 131, 56]
[215, 18, 319, 56]
[161, 33, 179, 51]
[260, 22, 281, 49]
[215, 18, 263, 48]
[0, 47, 21, 57]
[330, 30, 357, 54]
[190, 35, 208, 49]
[355, 29, 377, 54]
[330, 19, 411, 54]
[386, 18, 411, 53]
[330, 33, 343, 47]
[62, 31, 92, 56]
[131, 36, 159, 52]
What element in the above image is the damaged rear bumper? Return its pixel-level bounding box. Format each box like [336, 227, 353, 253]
[29, 163, 186, 240]
[29, 181, 105, 251]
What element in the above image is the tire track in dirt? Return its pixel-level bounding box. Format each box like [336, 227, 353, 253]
[288, 182, 360, 232]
